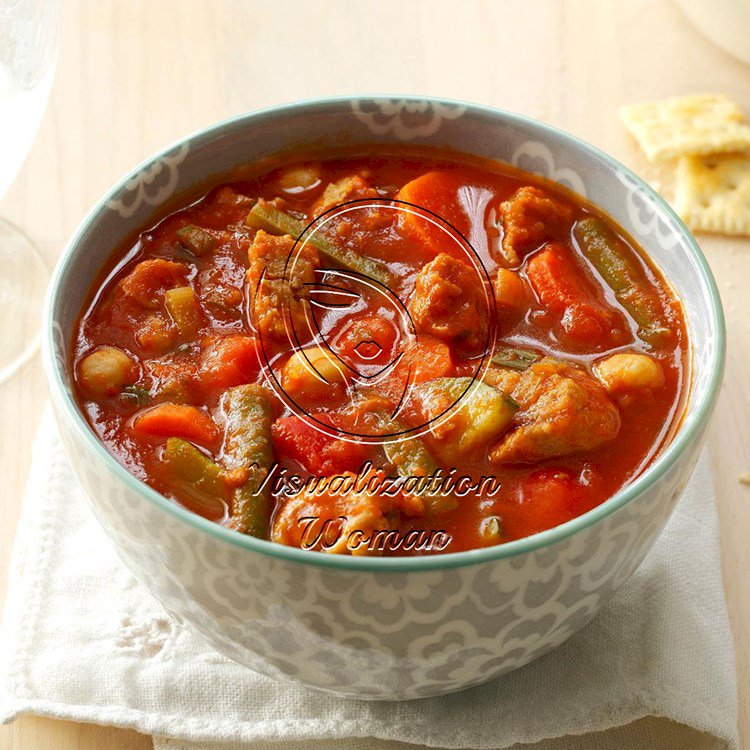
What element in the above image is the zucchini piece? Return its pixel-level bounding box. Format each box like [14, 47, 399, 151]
[573, 217, 672, 345]
[415, 377, 518, 458]
[245, 199, 394, 287]
[383, 431, 439, 479]
[222, 384, 274, 537]
[175, 224, 216, 256]
[373, 410, 455, 515]
[491, 347, 540, 371]
[165, 286, 203, 339]
[163, 437, 227, 507]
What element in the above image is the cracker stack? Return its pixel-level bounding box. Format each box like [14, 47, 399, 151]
[620, 94, 750, 236]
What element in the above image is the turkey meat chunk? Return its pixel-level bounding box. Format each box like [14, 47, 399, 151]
[490, 357, 620, 464]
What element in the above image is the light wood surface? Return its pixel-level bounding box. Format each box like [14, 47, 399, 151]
[0, 1, 747, 747]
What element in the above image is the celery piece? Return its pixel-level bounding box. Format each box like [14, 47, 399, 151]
[415, 377, 518, 458]
[376, 412, 456, 516]
[165, 286, 202, 339]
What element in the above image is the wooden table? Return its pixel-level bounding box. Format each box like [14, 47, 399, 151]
[1, 1, 747, 747]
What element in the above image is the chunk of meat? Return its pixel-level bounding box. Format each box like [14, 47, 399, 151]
[312, 174, 377, 217]
[135, 314, 176, 355]
[482, 365, 522, 393]
[119, 259, 190, 309]
[246, 230, 319, 343]
[409, 253, 489, 353]
[490, 358, 620, 464]
[271, 471, 396, 556]
[145, 357, 200, 404]
[499, 186, 574, 263]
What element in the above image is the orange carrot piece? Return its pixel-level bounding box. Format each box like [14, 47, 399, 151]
[200, 335, 261, 393]
[526, 243, 626, 346]
[396, 171, 469, 254]
[132, 403, 220, 448]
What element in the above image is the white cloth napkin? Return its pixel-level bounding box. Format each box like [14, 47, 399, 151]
[0, 408, 739, 750]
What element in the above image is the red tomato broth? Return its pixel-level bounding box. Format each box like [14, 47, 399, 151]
[73, 147, 689, 556]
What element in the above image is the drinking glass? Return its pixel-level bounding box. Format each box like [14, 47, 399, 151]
[0, 0, 59, 382]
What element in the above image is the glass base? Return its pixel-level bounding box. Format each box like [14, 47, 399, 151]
[0, 217, 48, 384]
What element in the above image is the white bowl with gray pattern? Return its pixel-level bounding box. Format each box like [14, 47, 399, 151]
[42, 97, 725, 699]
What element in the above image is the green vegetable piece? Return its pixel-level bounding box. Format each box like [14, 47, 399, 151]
[573, 217, 672, 345]
[222, 384, 274, 538]
[163, 437, 227, 505]
[176, 224, 216, 256]
[383, 431, 439, 478]
[491, 347, 540, 371]
[415, 377, 518, 459]
[120, 384, 151, 405]
[165, 286, 202, 339]
[245, 199, 394, 287]
[377, 412, 456, 516]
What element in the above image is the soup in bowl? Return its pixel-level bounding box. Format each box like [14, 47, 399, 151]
[43, 97, 724, 698]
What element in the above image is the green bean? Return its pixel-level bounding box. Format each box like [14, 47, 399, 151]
[491, 347, 540, 371]
[222, 384, 274, 537]
[573, 217, 672, 345]
[245, 199, 394, 287]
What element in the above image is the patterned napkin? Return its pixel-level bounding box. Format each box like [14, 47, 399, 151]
[0, 408, 739, 749]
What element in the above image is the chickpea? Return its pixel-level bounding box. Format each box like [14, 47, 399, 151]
[594, 352, 664, 395]
[282, 346, 347, 400]
[78, 346, 138, 397]
[276, 163, 322, 194]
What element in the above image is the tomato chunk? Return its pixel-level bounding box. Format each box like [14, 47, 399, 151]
[334, 314, 398, 369]
[132, 403, 220, 449]
[272, 416, 371, 475]
[502, 468, 581, 537]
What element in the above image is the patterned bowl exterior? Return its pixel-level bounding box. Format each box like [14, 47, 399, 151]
[43, 98, 724, 699]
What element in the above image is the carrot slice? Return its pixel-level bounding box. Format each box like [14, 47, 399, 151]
[526, 243, 627, 347]
[132, 403, 220, 449]
[200, 335, 261, 394]
[396, 171, 470, 254]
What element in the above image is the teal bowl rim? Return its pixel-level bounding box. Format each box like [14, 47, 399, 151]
[42, 95, 726, 573]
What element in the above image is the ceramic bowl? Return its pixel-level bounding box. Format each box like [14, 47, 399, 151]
[42, 97, 725, 699]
